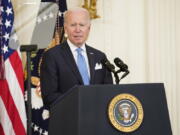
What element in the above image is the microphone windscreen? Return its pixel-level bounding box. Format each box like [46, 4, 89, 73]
[114, 57, 123, 66]
[101, 58, 115, 72]
[114, 57, 128, 71]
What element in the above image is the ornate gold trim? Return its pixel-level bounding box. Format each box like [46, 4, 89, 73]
[108, 93, 144, 133]
[82, 0, 100, 19]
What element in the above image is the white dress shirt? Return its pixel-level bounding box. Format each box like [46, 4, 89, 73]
[67, 39, 90, 78]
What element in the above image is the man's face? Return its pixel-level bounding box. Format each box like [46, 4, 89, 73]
[64, 11, 91, 47]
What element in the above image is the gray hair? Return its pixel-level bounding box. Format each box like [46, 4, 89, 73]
[64, 7, 91, 24]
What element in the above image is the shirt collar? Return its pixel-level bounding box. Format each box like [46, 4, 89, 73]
[67, 39, 86, 53]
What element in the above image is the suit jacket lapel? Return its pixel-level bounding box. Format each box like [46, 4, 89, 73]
[61, 42, 83, 84]
[86, 46, 95, 84]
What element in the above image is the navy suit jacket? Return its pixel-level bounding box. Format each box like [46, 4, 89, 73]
[40, 41, 113, 107]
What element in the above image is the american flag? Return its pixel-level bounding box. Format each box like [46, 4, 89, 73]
[0, 0, 27, 135]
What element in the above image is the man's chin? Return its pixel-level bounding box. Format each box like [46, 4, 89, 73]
[73, 41, 84, 46]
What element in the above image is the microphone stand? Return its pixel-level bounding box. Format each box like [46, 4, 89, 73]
[113, 70, 121, 84]
[114, 69, 129, 84]
[20, 45, 37, 135]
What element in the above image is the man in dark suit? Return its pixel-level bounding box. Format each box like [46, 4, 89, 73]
[40, 7, 113, 108]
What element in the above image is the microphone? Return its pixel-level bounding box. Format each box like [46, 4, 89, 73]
[121, 70, 129, 80]
[114, 57, 129, 80]
[114, 57, 128, 72]
[101, 58, 120, 84]
[101, 58, 115, 73]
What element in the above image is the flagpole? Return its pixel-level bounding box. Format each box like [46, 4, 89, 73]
[20, 45, 38, 135]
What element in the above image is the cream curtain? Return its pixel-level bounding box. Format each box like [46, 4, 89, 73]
[12, 0, 41, 44]
[12, 0, 41, 67]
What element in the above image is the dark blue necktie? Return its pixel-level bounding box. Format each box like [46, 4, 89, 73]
[76, 48, 90, 85]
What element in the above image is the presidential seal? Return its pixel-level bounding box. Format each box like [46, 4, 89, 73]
[108, 93, 144, 133]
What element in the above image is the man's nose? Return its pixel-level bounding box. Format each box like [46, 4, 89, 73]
[75, 25, 81, 32]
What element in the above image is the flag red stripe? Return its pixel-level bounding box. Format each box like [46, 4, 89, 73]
[0, 124, 5, 135]
[9, 51, 24, 94]
[0, 80, 26, 135]
[0, 55, 5, 79]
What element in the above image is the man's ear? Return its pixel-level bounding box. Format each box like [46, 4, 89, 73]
[64, 33, 68, 38]
[63, 25, 68, 38]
